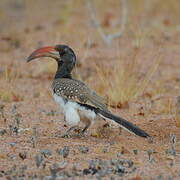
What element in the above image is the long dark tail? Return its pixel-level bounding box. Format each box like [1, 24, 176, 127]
[78, 103, 150, 138]
[97, 109, 150, 138]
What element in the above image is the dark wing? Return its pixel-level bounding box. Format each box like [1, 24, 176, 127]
[52, 78, 108, 111]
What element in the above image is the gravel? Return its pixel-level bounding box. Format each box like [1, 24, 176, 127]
[0, 129, 7, 136]
[1, 156, 179, 179]
[19, 152, 27, 160]
[34, 154, 44, 168]
[56, 146, 70, 158]
[78, 146, 89, 154]
[40, 149, 52, 157]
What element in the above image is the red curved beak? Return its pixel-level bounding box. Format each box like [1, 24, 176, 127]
[27, 46, 59, 62]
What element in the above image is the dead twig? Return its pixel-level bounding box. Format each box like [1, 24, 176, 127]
[87, 0, 127, 46]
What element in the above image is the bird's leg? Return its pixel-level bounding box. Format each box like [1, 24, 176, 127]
[60, 125, 79, 138]
[81, 122, 91, 134]
[80, 118, 92, 136]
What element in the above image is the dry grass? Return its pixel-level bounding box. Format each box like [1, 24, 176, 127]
[0, 63, 23, 102]
[93, 50, 161, 108]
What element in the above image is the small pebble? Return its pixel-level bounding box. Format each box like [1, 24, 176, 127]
[19, 165, 28, 175]
[40, 149, 52, 157]
[35, 154, 44, 168]
[9, 142, 17, 147]
[57, 146, 70, 158]
[46, 110, 56, 116]
[7, 154, 16, 160]
[166, 148, 176, 156]
[96, 168, 108, 177]
[83, 168, 91, 175]
[19, 152, 27, 160]
[123, 160, 133, 168]
[115, 164, 125, 175]
[89, 160, 97, 169]
[50, 163, 59, 177]
[111, 159, 118, 165]
[88, 160, 98, 175]
[133, 149, 138, 155]
[79, 146, 89, 154]
[0, 129, 7, 136]
[102, 146, 109, 153]
[58, 161, 68, 169]
[117, 152, 122, 157]
[129, 167, 137, 173]
[72, 164, 82, 176]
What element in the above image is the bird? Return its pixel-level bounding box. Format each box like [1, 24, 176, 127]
[27, 44, 150, 138]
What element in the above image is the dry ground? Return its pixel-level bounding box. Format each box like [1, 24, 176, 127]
[0, 0, 180, 179]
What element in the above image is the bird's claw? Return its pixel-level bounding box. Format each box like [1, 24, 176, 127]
[60, 133, 71, 138]
[59, 128, 86, 138]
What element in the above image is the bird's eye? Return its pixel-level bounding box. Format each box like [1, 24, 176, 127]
[59, 51, 65, 56]
[64, 47, 68, 52]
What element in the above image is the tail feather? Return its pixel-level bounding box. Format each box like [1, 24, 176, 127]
[77, 102, 150, 138]
[97, 109, 150, 138]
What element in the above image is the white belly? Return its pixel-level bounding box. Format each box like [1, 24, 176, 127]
[53, 94, 96, 126]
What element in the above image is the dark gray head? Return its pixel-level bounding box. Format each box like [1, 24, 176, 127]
[27, 44, 76, 65]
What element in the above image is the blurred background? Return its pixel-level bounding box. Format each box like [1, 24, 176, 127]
[0, 0, 179, 49]
[0, 0, 179, 107]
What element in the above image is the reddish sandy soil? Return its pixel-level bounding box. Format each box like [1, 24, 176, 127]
[0, 0, 180, 179]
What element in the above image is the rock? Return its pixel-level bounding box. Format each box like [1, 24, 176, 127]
[19, 152, 27, 160]
[115, 164, 125, 175]
[57, 146, 70, 158]
[9, 142, 17, 147]
[78, 146, 89, 154]
[40, 149, 52, 157]
[0, 129, 7, 136]
[35, 154, 44, 168]
[133, 149, 138, 155]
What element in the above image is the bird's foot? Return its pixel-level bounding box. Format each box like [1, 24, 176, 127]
[59, 133, 72, 138]
[58, 126, 85, 138]
[74, 130, 86, 138]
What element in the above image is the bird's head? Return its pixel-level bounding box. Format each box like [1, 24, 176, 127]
[26, 44, 76, 66]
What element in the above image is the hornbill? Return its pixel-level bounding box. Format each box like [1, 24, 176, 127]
[27, 45, 150, 138]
